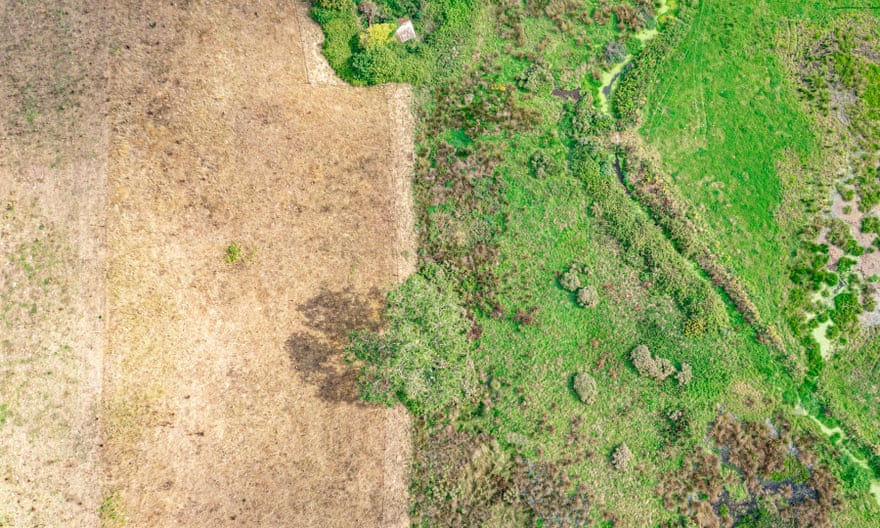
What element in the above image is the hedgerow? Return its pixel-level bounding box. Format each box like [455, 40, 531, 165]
[611, 13, 689, 125]
[570, 147, 728, 331]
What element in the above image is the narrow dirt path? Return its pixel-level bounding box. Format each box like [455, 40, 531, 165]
[101, 2, 413, 527]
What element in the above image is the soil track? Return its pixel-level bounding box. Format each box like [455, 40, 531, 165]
[2, 1, 413, 526]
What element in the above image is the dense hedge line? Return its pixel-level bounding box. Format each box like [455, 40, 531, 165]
[570, 148, 728, 332]
[618, 148, 787, 351]
[611, 11, 690, 125]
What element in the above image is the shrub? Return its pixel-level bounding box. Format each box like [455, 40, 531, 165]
[515, 64, 554, 93]
[862, 215, 880, 234]
[570, 96, 613, 140]
[653, 357, 676, 381]
[572, 372, 597, 404]
[830, 291, 862, 334]
[576, 286, 599, 308]
[611, 443, 632, 470]
[317, 11, 361, 80]
[837, 256, 856, 273]
[351, 45, 402, 84]
[630, 345, 655, 377]
[630, 344, 676, 381]
[529, 150, 561, 179]
[360, 22, 396, 48]
[676, 363, 693, 386]
[225, 243, 243, 264]
[347, 266, 477, 416]
[313, 0, 354, 10]
[603, 40, 627, 65]
[559, 264, 582, 291]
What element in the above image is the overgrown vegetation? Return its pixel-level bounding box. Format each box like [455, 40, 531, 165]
[313, 0, 880, 524]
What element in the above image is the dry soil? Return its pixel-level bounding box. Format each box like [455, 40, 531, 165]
[1, 1, 414, 527]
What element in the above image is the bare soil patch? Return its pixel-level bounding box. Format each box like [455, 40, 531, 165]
[0, 1, 109, 525]
[102, 1, 413, 527]
[2, 1, 413, 526]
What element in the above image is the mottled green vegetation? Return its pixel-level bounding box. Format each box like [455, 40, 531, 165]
[347, 265, 477, 416]
[315, 0, 880, 523]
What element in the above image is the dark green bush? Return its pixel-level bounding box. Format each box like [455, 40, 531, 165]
[317, 10, 361, 80]
[351, 45, 403, 84]
[837, 257, 856, 273]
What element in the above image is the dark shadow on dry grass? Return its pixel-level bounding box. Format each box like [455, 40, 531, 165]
[286, 287, 383, 403]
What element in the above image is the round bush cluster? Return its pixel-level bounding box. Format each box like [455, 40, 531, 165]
[611, 443, 632, 470]
[516, 64, 555, 93]
[559, 264, 582, 292]
[576, 286, 599, 308]
[529, 150, 561, 179]
[630, 345, 687, 383]
[572, 372, 597, 405]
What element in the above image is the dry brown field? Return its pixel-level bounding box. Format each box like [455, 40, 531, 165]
[1, 1, 413, 526]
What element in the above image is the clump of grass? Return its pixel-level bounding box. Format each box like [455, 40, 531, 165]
[99, 490, 126, 527]
[225, 243, 243, 264]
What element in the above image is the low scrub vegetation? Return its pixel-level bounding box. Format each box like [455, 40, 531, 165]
[322, 0, 880, 523]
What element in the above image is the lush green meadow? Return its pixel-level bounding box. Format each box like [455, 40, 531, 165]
[640, 1, 838, 332]
[315, 0, 880, 525]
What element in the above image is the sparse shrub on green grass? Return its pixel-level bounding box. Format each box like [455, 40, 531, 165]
[611, 443, 632, 470]
[572, 372, 597, 404]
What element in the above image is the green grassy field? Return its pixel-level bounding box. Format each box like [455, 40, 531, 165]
[315, 0, 880, 525]
[639, 1, 841, 333]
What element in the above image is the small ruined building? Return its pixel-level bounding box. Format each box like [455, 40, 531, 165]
[395, 18, 416, 43]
